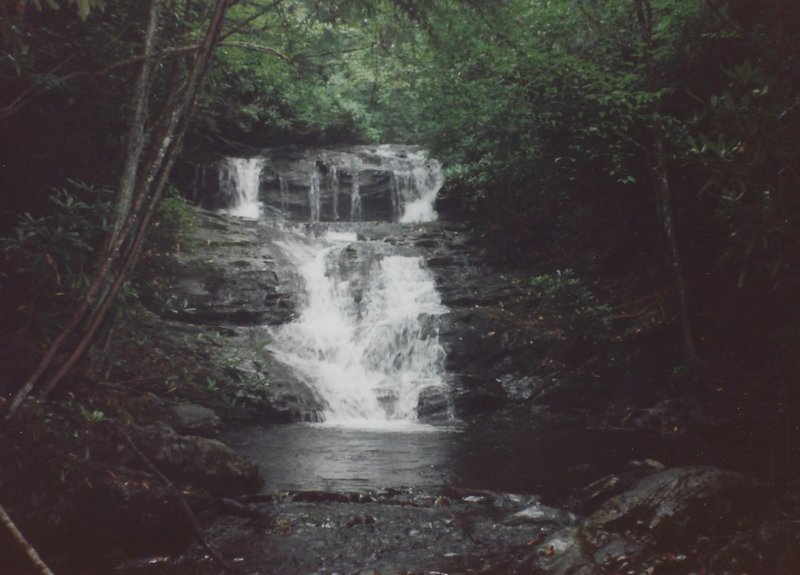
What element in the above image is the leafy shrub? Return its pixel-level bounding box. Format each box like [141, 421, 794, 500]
[146, 187, 196, 254]
[528, 270, 612, 336]
[1, 181, 111, 334]
[688, 60, 800, 292]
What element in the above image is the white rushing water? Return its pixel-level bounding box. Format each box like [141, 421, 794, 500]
[270, 229, 447, 427]
[350, 157, 362, 221]
[398, 163, 444, 223]
[219, 157, 264, 219]
[309, 165, 321, 222]
[329, 166, 340, 221]
[374, 145, 443, 223]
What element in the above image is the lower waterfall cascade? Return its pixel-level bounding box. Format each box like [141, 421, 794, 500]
[270, 229, 448, 426]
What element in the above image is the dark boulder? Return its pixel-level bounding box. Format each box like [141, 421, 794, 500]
[585, 466, 756, 542]
[416, 386, 451, 421]
[170, 402, 222, 436]
[130, 425, 263, 496]
[451, 374, 509, 416]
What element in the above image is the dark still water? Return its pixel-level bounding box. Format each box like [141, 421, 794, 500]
[224, 417, 665, 500]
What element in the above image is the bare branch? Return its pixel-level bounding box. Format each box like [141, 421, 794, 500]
[219, 40, 289, 60]
[220, 0, 284, 40]
[0, 504, 56, 575]
[113, 424, 243, 574]
[0, 40, 288, 122]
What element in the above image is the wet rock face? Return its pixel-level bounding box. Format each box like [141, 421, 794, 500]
[396, 223, 555, 419]
[416, 385, 450, 421]
[141, 209, 298, 326]
[135, 208, 324, 423]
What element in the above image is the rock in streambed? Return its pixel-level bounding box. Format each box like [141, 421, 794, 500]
[114, 464, 784, 575]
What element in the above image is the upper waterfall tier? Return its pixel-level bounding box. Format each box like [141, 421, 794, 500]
[199, 144, 443, 223]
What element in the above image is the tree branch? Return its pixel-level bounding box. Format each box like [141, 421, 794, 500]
[0, 40, 288, 122]
[220, 0, 284, 40]
[112, 424, 243, 574]
[0, 504, 56, 575]
[219, 40, 289, 60]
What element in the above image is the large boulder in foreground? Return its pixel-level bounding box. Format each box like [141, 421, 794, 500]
[532, 465, 763, 575]
[584, 465, 754, 541]
[130, 424, 263, 496]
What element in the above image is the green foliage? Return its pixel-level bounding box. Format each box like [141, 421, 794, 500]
[688, 58, 800, 290]
[528, 270, 613, 336]
[1, 181, 111, 333]
[153, 293, 197, 317]
[194, 1, 396, 146]
[4, 183, 109, 275]
[147, 187, 197, 254]
[23, 0, 106, 20]
[0, 0, 143, 235]
[204, 376, 220, 393]
[196, 329, 225, 346]
[78, 404, 105, 423]
[394, 0, 663, 238]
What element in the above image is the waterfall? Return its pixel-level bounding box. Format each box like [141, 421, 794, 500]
[214, 147, 443, 223]
[350, 159, 362, 221]
[278, 174, 289, 212]
[329, 166, 340, 221]
[399, 162, 443, 223]
[390, 171, 414, 221]
[309, 165, 321, 222]
[271, 230, 447, 426]
[219, 157, 264, 219]
[210, 147, 450, 427]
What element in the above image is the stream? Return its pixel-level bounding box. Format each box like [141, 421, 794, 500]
[120, 146, 719, 575]
[102, 144, 778, 575]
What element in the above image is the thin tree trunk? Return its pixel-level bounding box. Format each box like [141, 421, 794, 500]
[652, 129, 697, 363]
[0, 504, 55, 575]
[635, 0, 697, 364]
[105, 0, 164, 256]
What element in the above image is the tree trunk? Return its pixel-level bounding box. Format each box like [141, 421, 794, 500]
[652, 129, 697, 363]
[106, 0, 164, 256]
[635, 0, 698, 364]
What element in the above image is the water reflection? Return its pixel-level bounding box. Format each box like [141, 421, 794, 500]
[448, 420, 652, 498]
[225, 419, 663, 499]
[226, 423, 459, 492]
